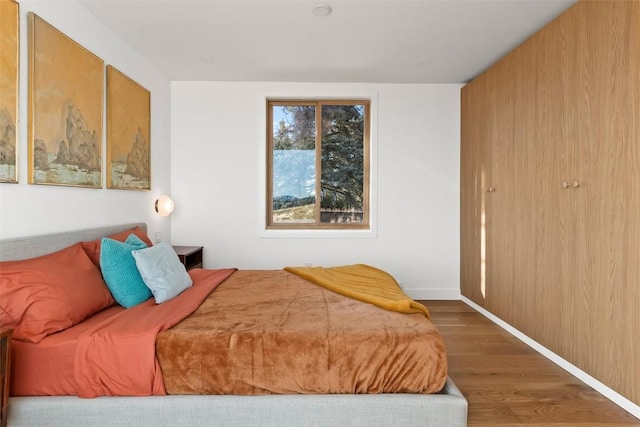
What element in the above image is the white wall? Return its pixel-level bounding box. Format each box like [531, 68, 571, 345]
[0, 1, 172, 241]
[171, 82, 461, 299]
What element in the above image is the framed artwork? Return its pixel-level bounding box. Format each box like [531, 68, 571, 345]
[106, 65, 150, 190]
[28, 13, 103, 188]
[0, 0, 19, 183]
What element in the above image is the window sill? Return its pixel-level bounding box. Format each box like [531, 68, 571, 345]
[259, 228, 377, 239]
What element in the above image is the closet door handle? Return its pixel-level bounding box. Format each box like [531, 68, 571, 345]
[573, 180, 581, 188]
[562, 181, 570, 189]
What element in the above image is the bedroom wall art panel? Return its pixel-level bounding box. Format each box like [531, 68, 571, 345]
[27, 12, 104, 188]
[0, 0, 19, 183]
[106, 65, 151, 191]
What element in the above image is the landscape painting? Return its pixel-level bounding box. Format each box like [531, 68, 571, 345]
[28, 13, 103, 188]
[0, 0, 19, 183]
[106, 65, 150, 190]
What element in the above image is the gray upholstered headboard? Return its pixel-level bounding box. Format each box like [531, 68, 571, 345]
[0, 223, 147, 262]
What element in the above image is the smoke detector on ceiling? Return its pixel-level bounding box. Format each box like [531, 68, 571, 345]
[312, 3, 332, 17]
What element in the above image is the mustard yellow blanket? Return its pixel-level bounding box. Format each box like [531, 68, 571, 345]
[284, 264, 430, 319]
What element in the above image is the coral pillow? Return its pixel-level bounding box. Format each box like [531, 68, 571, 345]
[81, 226, 153, 267]
[0, 243, 115, 343]
[100, 234, 152, 308]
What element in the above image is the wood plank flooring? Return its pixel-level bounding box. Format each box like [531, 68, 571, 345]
[420, 300, 640, 426]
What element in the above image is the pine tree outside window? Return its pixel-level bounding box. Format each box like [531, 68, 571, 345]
[267, 100, 370, 230]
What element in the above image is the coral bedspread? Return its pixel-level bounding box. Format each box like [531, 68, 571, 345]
[156, 270, 447, 395]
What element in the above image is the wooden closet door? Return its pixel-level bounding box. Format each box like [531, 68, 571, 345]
[513, 11, 574, 353]
[627, 1, 640, 405]
[460, 75, 492, 306]
[461, 56, 517, 325]
[511, 40, 537, 334]
[484, 56, 516, 325]
[536, 2, 579, 361]
[571, 0, 640, 403]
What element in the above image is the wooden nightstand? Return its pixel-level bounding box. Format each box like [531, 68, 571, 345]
[0, 328, 12, 427]
[172, 246, 203, 271]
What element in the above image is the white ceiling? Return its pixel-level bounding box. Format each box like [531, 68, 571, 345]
[78, 0, 576, 83]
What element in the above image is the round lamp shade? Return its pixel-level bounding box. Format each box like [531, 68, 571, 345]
[155, 195, 175, 217]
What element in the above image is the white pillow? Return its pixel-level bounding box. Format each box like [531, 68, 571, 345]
[131, 241, 193, 303]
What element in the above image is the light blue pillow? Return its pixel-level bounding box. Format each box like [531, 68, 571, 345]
[131, 241, 193, 304]
[99, 234, 152, 308]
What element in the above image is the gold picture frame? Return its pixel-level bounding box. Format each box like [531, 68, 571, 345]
[0, 0, 19, 183]
[106, 65, 150, 191]
[28, 13, 104, 188]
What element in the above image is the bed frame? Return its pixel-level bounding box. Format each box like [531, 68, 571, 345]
[1, 223, 467, 427]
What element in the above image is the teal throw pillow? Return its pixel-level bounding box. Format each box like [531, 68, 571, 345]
[132, 241, 193, 304]
[100, 234, 152, 308]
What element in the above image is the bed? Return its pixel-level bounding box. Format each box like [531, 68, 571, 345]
[0, 223, 467, 427]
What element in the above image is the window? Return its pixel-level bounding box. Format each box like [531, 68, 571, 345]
[267, 100, 370, 230]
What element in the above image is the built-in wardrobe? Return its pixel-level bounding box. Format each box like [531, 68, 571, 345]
[461, 0, 639, 406]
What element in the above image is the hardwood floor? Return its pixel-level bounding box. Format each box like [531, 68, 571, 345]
[420, 300, 640, 426]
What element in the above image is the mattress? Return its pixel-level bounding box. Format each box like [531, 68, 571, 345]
[157, 270, 447, 395]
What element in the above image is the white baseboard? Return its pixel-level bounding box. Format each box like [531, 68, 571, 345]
[461, 296, 640, 420]
[405, 288, 460, 300]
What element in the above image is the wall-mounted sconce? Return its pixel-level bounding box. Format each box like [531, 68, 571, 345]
[155, 195, 175, 217]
